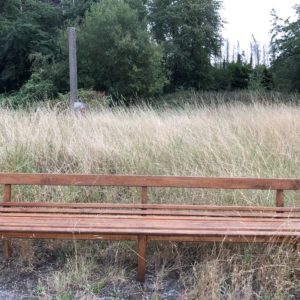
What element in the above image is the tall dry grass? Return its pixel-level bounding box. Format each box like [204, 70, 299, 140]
[1, 102, 300, 177]
[1, 102, 300, 205]
[1, 100, 300, 298]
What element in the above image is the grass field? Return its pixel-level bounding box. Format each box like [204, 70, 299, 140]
[0, 96, 300, 299]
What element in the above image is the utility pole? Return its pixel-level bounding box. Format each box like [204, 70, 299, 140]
[68, 27, 78, 109]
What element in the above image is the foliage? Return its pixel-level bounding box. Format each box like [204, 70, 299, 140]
[0, 0, 63, 92]
[76, 0, 166, 99]
[148, 0, 223, 90]
[58, 0, 98, 23]
[125, 0, 148, 20]
[18, 72, 56, 104]
[0, 0, 298, 104]
[0, 73, 55, 108]
[212, 54, 252, 91]
[211, 66, 231, 90]
[226, 55, 252, 90]
[249, 65, 273, 91]
[270, 5, 300, 92]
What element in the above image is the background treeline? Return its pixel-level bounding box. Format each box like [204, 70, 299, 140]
[0, 0, 299, 105]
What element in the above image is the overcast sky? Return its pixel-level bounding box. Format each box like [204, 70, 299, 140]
[221, 0, 298, 55]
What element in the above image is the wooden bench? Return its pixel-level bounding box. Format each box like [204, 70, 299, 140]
[1, 173, 300, 282]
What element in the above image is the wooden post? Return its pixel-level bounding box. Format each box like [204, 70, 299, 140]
[68, 27, 78, 109]
[3, 184, 11, 202]
[3, 184, 12, 258]
[139, 188, 148, 281]
[137, 235, 147, 282]
[276, 189, 284, 207]
[141, 186, 148, 216]
[141, 186, 148, 204]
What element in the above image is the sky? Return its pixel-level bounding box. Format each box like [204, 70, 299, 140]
[221, 0, 298, 57]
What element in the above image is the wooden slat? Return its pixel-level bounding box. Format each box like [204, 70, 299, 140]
[0, 173, 299, 190]
[3, 216, 297, 236]
[147, 235, 299, 243]
[1, 232, 138, 240]
[1, 207, 300, 218]
[2, 202, 300, 212]
[0, 232, 297, 245]
[1, 215, 300, 233]
[3, 214, 300, 230]
[0, 226, 299, 237]
[0, 232, 298, 245]
[1, 212, 298, 227]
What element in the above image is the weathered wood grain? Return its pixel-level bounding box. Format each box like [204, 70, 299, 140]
[0, 173, 299, 190]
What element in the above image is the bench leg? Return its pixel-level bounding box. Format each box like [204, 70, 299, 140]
[137, 235, 147, 282]
[3, 240, 12, 259]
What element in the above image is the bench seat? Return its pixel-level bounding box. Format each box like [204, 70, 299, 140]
[1, 202, 300, 241]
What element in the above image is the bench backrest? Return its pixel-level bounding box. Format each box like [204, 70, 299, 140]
[1, 173, 300, 207]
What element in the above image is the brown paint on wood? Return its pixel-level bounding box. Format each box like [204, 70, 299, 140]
[1, 172, 300, 282]
[137, 235, 147, 282]
[1, 207, 300, 219]
[1, 232, 138, 240]
[141, 186, 148, 204]
[3, 184, 12, 258]
[1, 220, 300, 236]
[147, 235, 297, 244]
[3, 184, 11, 202]
[276, 189, 284, 207]
[2, 202, 300, 212]
[0, 173, 299, 190]
[3, 239, 12, 259]
[0, 232, 297, 244]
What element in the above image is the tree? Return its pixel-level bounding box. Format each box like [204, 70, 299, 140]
[148, 0, 222, 90]
[0, 0, 62, 92]
[226, 54, 252, 90]
[58, 0, 98, 23]
[76, 0, 166, 99]
[124, 0, 148, 20]
[270, 5, 300, 92]
[249, 65, 273, 91]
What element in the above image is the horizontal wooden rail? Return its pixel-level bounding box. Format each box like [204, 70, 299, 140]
[1, 202, 300, 212]
[1, 209, 300, 219]
[1, 232, 296, 244]
[0, 173, 299, 190]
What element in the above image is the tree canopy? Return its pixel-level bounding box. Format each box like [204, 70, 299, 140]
[76, 0, 166, 98]
[0, 0, 299, 105]
[270, 5, 300, 92]
[149, 0, 223, 90]
[0, 0, 62, 92]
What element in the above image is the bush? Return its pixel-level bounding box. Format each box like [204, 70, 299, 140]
[76, 0, 167, 101]
[18, 73, 56, 104]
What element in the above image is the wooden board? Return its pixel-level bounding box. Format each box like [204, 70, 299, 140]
[0, 173, 299, 189]
[0, 212, 300, 237]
